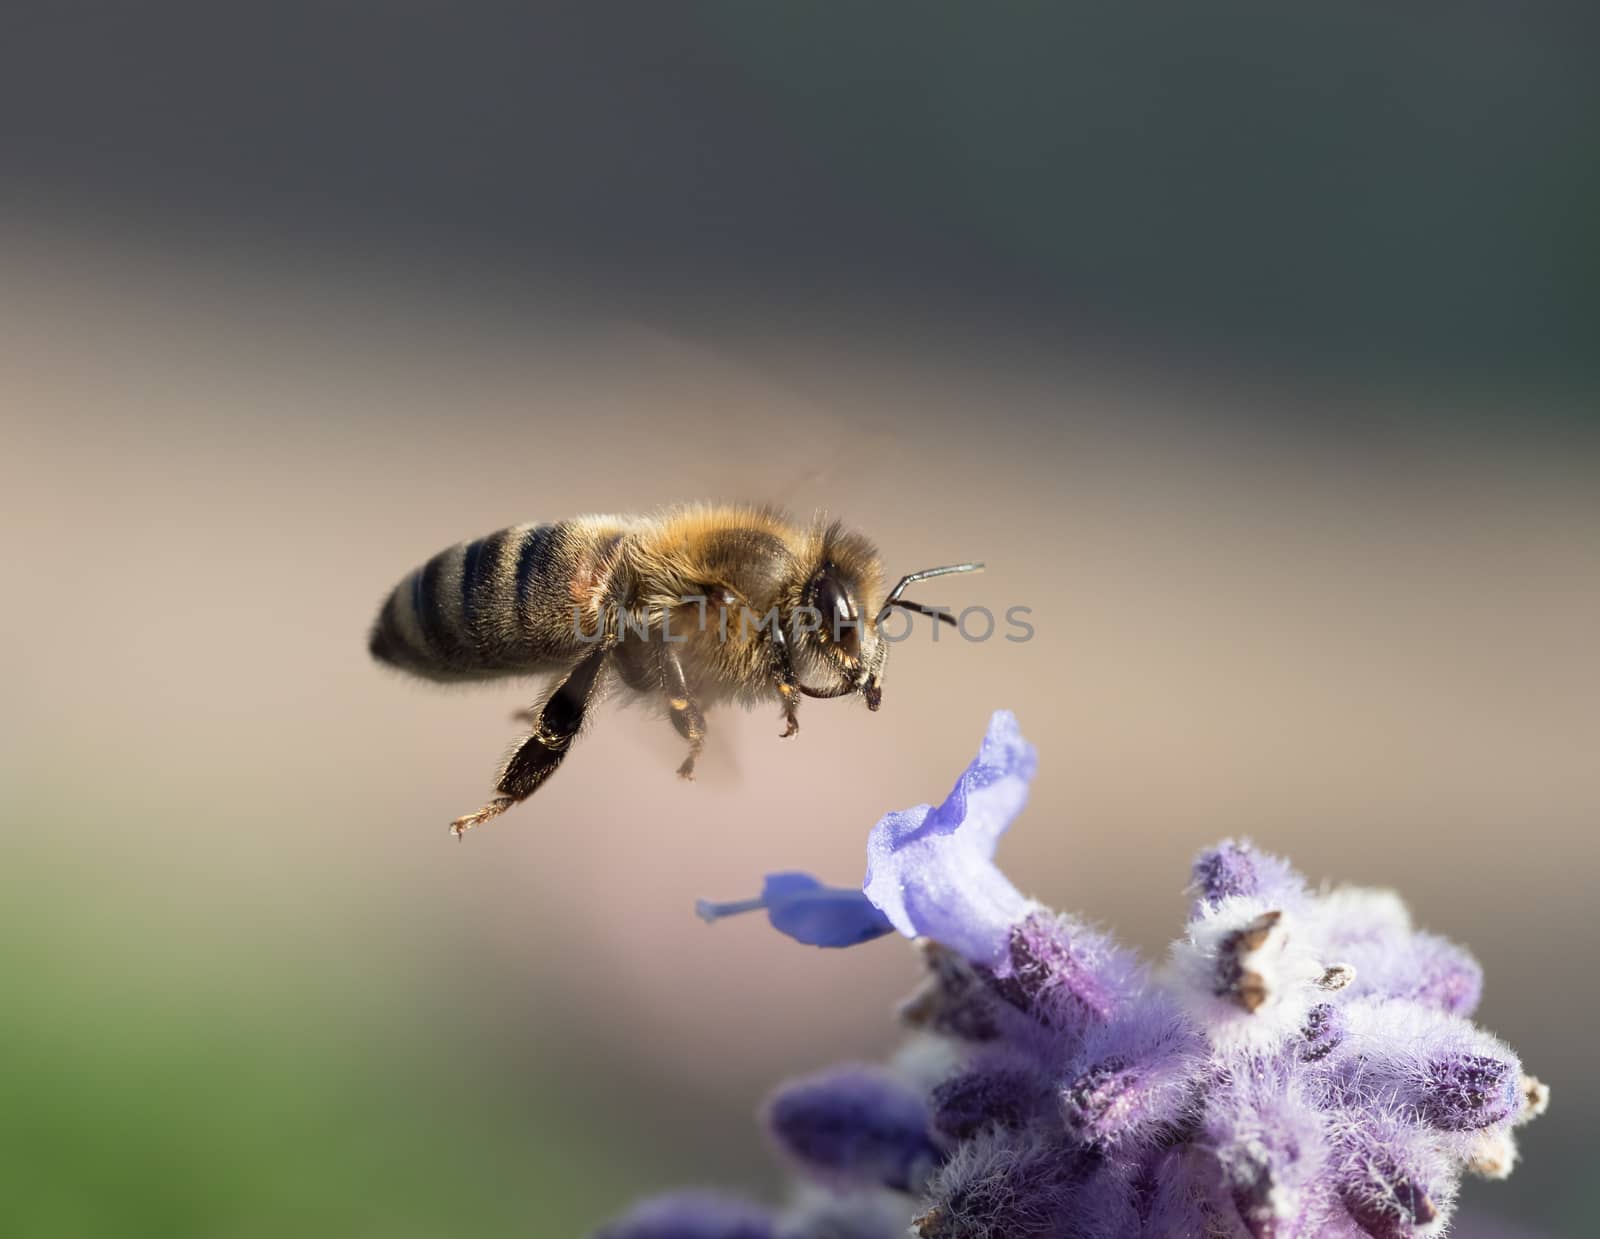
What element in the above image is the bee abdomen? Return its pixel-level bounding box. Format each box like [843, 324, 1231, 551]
[369, 522, 577, 680]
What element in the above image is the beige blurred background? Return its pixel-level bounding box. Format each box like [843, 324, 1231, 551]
[3, 217, 1595, 1235]
[2, 6, 1597, 1236]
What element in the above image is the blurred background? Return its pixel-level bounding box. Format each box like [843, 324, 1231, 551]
[2, 4, 1596, 1236]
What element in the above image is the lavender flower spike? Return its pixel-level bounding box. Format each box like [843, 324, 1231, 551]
[612, 712, 1550, 1239]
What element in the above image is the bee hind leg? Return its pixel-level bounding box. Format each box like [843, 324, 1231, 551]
[660, 646, 706, 779]
[448, 796, 515, 836]
[450, 645, 609, 839]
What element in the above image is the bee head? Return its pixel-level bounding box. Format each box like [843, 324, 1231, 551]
[792, 559, 888, 709]
[784, 524, 981, 712]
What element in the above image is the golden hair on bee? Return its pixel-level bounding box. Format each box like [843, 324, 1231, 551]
[368, 504, 982, 837]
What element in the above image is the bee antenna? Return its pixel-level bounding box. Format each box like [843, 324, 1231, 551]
[876, 563, 984, 625]
[887, 600, 961, 628]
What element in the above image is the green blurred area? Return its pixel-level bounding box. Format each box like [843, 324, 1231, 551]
[0, 756, 749, 1239]
[2, 879, 637, 1238]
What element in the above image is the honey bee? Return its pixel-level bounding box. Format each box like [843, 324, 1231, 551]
[367, 506, 982, 837]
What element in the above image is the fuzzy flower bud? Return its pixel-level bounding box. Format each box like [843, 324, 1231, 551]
[1168, 901, 1331, 1050]
[897, 940, 1003, 1043]
[1059, 1004, 1203, 1149]
[1296, 1000, 1347, 1062]
[929, 1053, 1048, 1140]
[991, 910, 1144, 1036]
[1190, 838, 1309, 916]
[1325, 999, 1522, 1135]
[1331, 1112, 1454, 1239]
[765, 1067, 940, 1192]
[914, 1128, 1084, 1239]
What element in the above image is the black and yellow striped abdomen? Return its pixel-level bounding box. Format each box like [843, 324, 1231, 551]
[369, 519, 631, 681]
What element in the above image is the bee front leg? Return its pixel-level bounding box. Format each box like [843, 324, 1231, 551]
[660, 645, 707, 779]
[450, 645, 609, 839]
[776, 681, 800, 738]
[768, 623, 801, 739]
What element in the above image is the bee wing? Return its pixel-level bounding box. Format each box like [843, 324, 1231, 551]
[608, 322, 895, 508]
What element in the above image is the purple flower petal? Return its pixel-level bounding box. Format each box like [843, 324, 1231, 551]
[697, 872, 894, 948]
[695, 712, 1037, 962]
[862, 711, 1037, 968]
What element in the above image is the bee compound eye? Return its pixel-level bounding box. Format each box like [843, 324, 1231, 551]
[814, 570, 861, 660]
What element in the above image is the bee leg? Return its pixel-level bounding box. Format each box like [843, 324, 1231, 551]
[450, 646, 609, 839]
[776, 681, 800, 738]
[768, 624, 801, 738]
[660, 645, 706, 779]
[448, 796, 515, 837]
